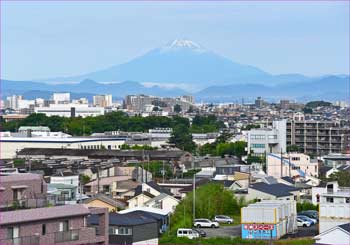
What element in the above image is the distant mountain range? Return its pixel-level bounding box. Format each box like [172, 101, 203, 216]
[2, 75, 349, 103]
[2, 39, 349, 103]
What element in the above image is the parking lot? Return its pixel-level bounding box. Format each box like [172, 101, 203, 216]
[200, 225, 241, 238]
[282, 225, 318, 239]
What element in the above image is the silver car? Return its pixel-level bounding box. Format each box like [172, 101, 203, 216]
[214, 215, 233, 224]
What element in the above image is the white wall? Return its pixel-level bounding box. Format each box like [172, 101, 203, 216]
[133, 238, 158, 245]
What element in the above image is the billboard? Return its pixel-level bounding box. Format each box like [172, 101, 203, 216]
[241, 224, 277, 240]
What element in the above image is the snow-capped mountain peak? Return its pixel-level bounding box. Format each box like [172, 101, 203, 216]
[161, 39, 206, 52]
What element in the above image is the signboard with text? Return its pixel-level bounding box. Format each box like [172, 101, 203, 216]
[241, 224, 277, 240]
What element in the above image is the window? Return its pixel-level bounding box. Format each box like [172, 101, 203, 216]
[42, 224, 46, 235]
[326, 197, 334, 203]
[59, 220, 69, 232]
[7, 227, 18, 239]
[252, 144, 265, 148]
[117, 227, 132, 235]
[316, 194, 320, 203]
[346, 198, 350, 204]
[292, 157, 300, 161]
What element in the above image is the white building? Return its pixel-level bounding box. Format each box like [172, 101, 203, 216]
[93, 94, 113, 107]
[267, 153, 318, 178]
[52, 92, 70, 104]
[247, 120, 287, 156]
[0, 131, 126, 159]
[34, 104, 104, 117]
[6, 95, 23, 109]
[318, 182, 350, 233]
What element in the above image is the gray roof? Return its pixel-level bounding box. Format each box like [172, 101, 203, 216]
[0, 173, 42, 183]
[88, 212, 157, 226]
[0, 205, 90, 225]
[338, 223, 350, 232]
[250, 182, 299, 197]
[18, 148, 187, 160]
[144, 193, 173, 205]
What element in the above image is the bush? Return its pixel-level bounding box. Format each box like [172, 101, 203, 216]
[297, 202, 318, 212]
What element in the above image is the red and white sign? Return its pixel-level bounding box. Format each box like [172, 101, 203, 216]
[243, 224, 274, 230]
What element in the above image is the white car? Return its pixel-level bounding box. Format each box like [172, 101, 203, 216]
[214, 215, 233, 224]
[297, 218, 311, 227]
[194, 219, 219, 228]
[177, 228, 200, 239]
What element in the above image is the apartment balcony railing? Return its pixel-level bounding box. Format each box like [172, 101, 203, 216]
[54, 229, 79, 243]
[0, 235, 39, 245]
[0, 195, 67, 212]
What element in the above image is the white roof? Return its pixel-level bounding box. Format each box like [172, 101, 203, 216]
[118, 206, 169, 215]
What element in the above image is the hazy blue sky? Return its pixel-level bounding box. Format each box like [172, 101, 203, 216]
[1, 1, 349, 80]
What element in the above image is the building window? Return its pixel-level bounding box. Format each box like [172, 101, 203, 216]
[59, 220, 69, 232]
[346, 198, 350, 204]
[42, 224, 46, 235]
[326, 197, 334, 203]
[316, 194, 320, 203]
[117, 227, 132, 235]
[252, 144, 265, 148]
[292, 157, 300, 161]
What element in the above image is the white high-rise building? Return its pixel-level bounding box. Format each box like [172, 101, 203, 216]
[52, 93, 70, 104]
[6, 95, 23, 109]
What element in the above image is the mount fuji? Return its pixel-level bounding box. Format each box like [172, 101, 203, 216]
[40, 39, 305, 88]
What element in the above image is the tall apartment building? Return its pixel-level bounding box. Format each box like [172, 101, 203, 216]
[124, 94, 194, 112]
[287, 114, 350, 155]
[93, 95, 113, 107]
[5, 95, 23, 110]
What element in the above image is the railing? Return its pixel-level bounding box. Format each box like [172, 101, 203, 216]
[54, 230, 79, 243]
[0, 235, 39, 245]
[0, 195, 70, 212]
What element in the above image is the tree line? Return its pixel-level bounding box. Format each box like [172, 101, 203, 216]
[1, 112, 224, 137]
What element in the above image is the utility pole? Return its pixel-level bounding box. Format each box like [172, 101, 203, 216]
[97, 167, 100, 194]
[280, 149, 283, 178]
[289, 154, 291, 177]
[193, 171, 196, 222]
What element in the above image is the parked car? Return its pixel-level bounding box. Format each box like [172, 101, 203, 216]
[214, 215, 233, 224]
[192, 229, 206, 237]
[297, 218, 312, 227]
[194, 219, 219, 228]
[299, 210, 318, 220]
[297, 215, 317, 225]
[177, 228, 200, 239]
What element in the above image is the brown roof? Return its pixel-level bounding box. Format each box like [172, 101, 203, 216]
[0, 204, 90, 225]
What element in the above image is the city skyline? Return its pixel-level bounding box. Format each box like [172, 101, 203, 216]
[1, 1, 349, 81]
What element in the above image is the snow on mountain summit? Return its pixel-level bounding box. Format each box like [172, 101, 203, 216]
[161, 39, 206, 52]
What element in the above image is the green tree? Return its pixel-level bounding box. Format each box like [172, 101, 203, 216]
[168, 183, 243, 234]
[169, 124, 196, 152]
[327, 171, 350, 187]
[287, 144, 300, 153]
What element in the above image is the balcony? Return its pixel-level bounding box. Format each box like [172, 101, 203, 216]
[54, 230, 79, 243]
[0, 235, 39, 245]
[0, 196, 65, 212]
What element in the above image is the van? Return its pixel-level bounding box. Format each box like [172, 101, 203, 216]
[177, 228, 200, 239]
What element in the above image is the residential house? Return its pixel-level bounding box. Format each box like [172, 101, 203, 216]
[0, 205, 109, 245]
[88, 212, 158, 245]
[246, 182, 300, 201]
[83, 193, 126, 212]
[143, 193, 179, 213]
[0, 173, 47, 210]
